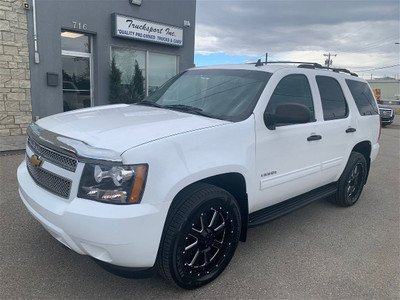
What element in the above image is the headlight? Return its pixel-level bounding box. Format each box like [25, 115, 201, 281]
[78, 163, 148, 204]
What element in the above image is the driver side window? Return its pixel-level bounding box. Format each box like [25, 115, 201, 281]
[266, 74, 315, 121]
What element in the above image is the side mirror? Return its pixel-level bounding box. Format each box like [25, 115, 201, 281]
[264, 103, 311, 130]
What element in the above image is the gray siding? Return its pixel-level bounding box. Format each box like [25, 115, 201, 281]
[26, 0, 196, 119]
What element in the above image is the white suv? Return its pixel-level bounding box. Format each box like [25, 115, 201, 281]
[18, 62, 380, 289]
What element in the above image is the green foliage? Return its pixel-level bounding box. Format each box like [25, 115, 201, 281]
[109, 57, 122, 104]
[129, 60, 145, 103]
[109, 58, 145, 104]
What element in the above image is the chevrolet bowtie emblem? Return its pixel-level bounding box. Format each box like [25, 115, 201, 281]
[30, 154, 42, 167]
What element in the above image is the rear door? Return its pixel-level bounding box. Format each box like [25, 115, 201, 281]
[312, 75, 355, 183]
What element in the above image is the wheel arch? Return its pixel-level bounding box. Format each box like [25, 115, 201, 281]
[200, 173, 248, 242]
[351, 141, 372, 183]
[166, 172, 249, 243]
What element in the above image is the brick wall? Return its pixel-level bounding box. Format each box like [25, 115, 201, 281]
[0, 0, 31, 137]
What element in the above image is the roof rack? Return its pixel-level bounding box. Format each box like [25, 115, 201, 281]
[251, 59, 358, 77]
[298, 64, 358, 77]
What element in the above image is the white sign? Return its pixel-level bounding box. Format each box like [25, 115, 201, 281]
[113, 14, 183, 47]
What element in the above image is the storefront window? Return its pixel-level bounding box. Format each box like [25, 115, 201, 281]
[61, 31, 92, 112]
[112, 48, 146, 85]
[148, 52, 177, 94]
[110, 47, 178, 102]
[112, 47, 146, 103]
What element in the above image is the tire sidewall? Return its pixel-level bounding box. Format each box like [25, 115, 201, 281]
[167, 186, 241, 289]
[338, 152, 367, 206]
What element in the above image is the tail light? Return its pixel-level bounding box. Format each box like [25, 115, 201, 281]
[378, 115, 382, 142]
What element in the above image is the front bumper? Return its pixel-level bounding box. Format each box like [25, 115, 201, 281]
[381, 116, 394, 125]
[379, 110, 394, 126]
[17, 161, 168, 268]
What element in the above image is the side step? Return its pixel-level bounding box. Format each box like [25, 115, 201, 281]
[248, 183, 337, 227]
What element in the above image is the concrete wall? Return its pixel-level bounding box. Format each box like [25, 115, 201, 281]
[26, 0, 196, 119]
[368, 80, 400, 101]
[0, 0, 32, 137]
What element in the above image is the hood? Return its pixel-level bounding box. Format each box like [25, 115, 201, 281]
[36, 104, 229, 154]
[378, 104, 392, 110]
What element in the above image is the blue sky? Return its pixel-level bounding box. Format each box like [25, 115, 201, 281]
[194, 53, 260, 67]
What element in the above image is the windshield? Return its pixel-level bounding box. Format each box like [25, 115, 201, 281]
[137, 69, 271, 121]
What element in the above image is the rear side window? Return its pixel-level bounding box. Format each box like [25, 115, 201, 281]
[345, 79, 379, 115]
[266, 74, 315, 121]
[316, 76, 348, 120]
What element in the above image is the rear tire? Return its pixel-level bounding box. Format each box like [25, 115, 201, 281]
[157, 183, 241, 289]
[332, 152, 367, 207]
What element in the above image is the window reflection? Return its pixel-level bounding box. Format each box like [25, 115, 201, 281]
[110, 47, 178, 103]
[148, 52, 177, 94]
[62, 56, 91, 111]
[61, 31, 92, 112]
[112, 47, 146, 85]
[111, 47, 146, 103]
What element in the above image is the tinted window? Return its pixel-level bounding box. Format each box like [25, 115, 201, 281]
[266, 74, 314, 120]
[346, 79, 379, 116]
[141, 69, 271, 122]
[316, 76, 348, 120]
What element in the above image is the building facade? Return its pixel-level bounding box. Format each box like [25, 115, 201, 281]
[1, 0, 196, 141]
[28, 0, 196, 120]
[0, 0, 31, 137]
[367, 78, 400, 103]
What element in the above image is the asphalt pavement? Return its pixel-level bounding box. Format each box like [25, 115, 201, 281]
[0, 118, 399, 299]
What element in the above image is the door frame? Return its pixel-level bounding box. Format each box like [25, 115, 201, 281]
[61, 37, 94, 108]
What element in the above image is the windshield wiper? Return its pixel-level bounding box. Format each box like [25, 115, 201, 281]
[162, 104, 212, 117]
[137, 102, 212, 118]
[136, 101, 162, 108]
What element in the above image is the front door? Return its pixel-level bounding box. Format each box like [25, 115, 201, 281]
[61, 30, 92, 112]
[254, 74, 322, 212]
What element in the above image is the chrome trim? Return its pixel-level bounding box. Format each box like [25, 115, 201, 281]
[27, 137, 78, 172]
[26, 154, 72, 199]
[27, 123, 123, 164]
[379, 108, 394, 117]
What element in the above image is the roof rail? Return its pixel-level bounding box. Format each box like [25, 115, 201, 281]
[249, 60, 358, 77]
[251, 60, 320, 66]
[298, 64, 358, 77]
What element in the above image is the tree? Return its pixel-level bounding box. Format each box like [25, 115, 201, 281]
[109, 57, 122, 104]
[127, 60, 145, 103]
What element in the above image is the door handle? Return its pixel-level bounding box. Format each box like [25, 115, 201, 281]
[307, 135, 322, 141]
[345, 127, 357, 133]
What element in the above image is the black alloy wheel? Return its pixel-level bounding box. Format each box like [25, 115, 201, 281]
[344, 161, 364, 204]
[157, 183, 241, 289]
[332, 152, 367, 207]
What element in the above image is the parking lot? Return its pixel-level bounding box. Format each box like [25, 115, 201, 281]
[1, 117, 399, 299]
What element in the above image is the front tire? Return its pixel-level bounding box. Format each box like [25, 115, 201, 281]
[332, 152, 367, 207]
[157, 183, 241, 289]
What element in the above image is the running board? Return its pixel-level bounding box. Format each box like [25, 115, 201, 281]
[248, 183, 337, 227]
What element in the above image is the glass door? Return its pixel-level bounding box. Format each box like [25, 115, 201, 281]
[61, 30, 93, 112]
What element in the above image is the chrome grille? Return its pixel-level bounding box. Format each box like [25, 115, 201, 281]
[28, 137, 77, 172]
[380, 109, 393, 117]
[26, 155, 72, 199]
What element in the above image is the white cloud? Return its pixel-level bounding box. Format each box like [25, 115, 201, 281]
[195, 0, 400, 78]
